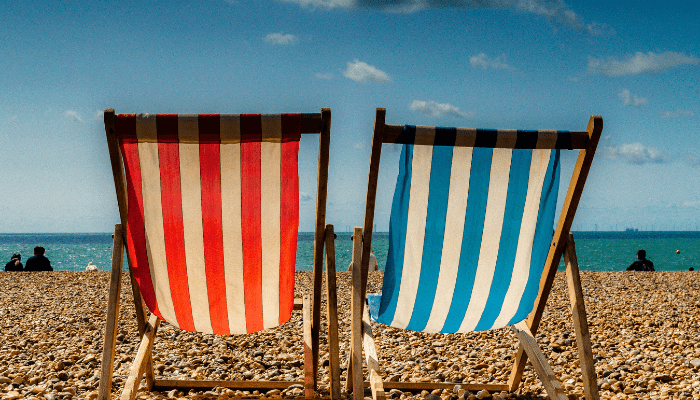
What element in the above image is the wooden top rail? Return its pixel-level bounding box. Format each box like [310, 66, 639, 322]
[380, 123, 593, 149]
[104, 109, 327, 143]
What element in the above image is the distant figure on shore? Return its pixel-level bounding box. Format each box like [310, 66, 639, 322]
[4, 254, 23, 272]
[86, 262, 98, 271]
[349, 250, 379, 272]
[24, 246, 53, 271]
[626, 249, 654, 271]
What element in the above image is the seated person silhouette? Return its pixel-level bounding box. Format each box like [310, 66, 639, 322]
[24, 246, 54, 271]
[626, 249, 654, 271]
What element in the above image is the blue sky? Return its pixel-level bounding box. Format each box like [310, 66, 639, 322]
[1, 0, 698, 232]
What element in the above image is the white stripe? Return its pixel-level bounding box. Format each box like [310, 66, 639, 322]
[178, 115, 213, 334]
[391, 144, 433, 329]
[492, 149, 552, 328]
[459, 148, 513, 332]
[135, 115, 178, 327]
[423, 147, 473, 333]
[220, 115, 247, 334]
[260, 115, 282, 329]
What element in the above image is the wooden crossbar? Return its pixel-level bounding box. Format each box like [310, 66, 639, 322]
[380, 124, 591, 149]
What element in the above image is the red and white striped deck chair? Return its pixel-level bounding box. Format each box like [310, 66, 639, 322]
[347, 108, 603, 400]
[98, 109, 341, 400]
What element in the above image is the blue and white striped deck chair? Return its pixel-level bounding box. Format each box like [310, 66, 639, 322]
[347, 108, 602, 400]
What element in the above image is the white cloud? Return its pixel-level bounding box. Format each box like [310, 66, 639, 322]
[588, 51, 700, 77]
[93, 110, 105, 121]
[682, 199, 700, 208]
[660, 109, 695, 119]
[470, 53, 515, 71]
[604, 142, 667, 165]
[65, 110, 83, 123]
[315, 72, 334, 80]
[410, 100, 474, 118]
[265, 33, 299, 45]
[280, 0, 351, 9]
[618, 89, 647, 107]
[283, 0, 587, 30]
[343, 59, 391, 83]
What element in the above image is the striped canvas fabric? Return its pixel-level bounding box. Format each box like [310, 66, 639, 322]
[369, 125, 561, 333]
[116, 113, 301, 335]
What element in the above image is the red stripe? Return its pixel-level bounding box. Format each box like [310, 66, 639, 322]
[240, 114, 263, 332]
[117, 115, 161, 320]
[156, 114, 195, 332]
[279, 114, 301, 324]
[199, 114, 230, 335]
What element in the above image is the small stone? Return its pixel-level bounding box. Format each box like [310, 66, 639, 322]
[2, 391, 22, 400]
[655, 374, 673, 383]
[57, 372, 69, 381]
[43, 394, 56, 400]
[85, 391, 98, 400]
[389, 389, 403, 398]
[266, 389, 282, 396]
[0, 377, 11, 384]
[424, 394, 441, 400]
[476, 390, 490, 399]
[388, 374, 401, 382]
[690, 359, 700, 368]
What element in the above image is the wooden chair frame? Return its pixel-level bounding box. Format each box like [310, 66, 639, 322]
[98, 109, 341, 400]
[348, 108, 603, 400]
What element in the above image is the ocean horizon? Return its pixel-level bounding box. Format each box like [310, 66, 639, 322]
[2, 231, 699, 272]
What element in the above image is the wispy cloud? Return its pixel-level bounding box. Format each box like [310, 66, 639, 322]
[315, 72, 334, 80]
[585, 21, 615, 37]
[660, 109, 695, 119]
[280, 0, 351, 9]
[588, 51, 700, 77]
[410, 100, 474, 118]
[686, 155, 700, 167]
[618, 89, 647, 107]
[470, 53, 515, 71]
[300, 192, 313, 203]
[604, 142, 667, 165]
[343, 59, 391, 83]
[282, 0, 591, 31]
[65, 110, 84, 123]
[265, 32, 299, 45]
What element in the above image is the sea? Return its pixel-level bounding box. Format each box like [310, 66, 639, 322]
[1, 231, 700, 272]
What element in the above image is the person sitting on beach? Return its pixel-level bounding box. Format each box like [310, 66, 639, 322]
[349, 250, 379, 272]
[4, 254, 23, 272]
[24, 246, 53, 271]
[626, 249, 654, 271]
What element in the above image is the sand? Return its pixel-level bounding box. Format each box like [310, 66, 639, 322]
[1, 270, 700, 400]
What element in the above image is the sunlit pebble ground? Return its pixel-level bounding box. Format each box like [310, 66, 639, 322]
[2, 271, 700, 400]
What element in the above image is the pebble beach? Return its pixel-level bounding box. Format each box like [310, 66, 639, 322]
[2, 270, 700, 400]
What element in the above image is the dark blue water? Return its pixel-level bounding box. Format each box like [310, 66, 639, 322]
[2, 231, 698, 272]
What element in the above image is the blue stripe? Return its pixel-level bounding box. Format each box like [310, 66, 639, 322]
[405, 145, 453, 331]
[378, 143, 414, 325]
[507, 149, 560, 325]
[473, 149, 532, 331]
[440, 147, 493, 333]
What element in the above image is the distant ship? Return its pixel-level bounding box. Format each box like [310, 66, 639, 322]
[624, 228, 639, 232]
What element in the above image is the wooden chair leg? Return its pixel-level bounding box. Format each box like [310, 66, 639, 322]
[127, 256, 156, 390]
[362, 302, 385, 400]
[325, 225, 341, 400]
[351, 227, 365, 400]
[121, 314, 160, 400]
[564, 234, 600, 400]
[303, 294, 315, 400]
[512, 322, 567, 400]
[98, 224, 125, 400]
